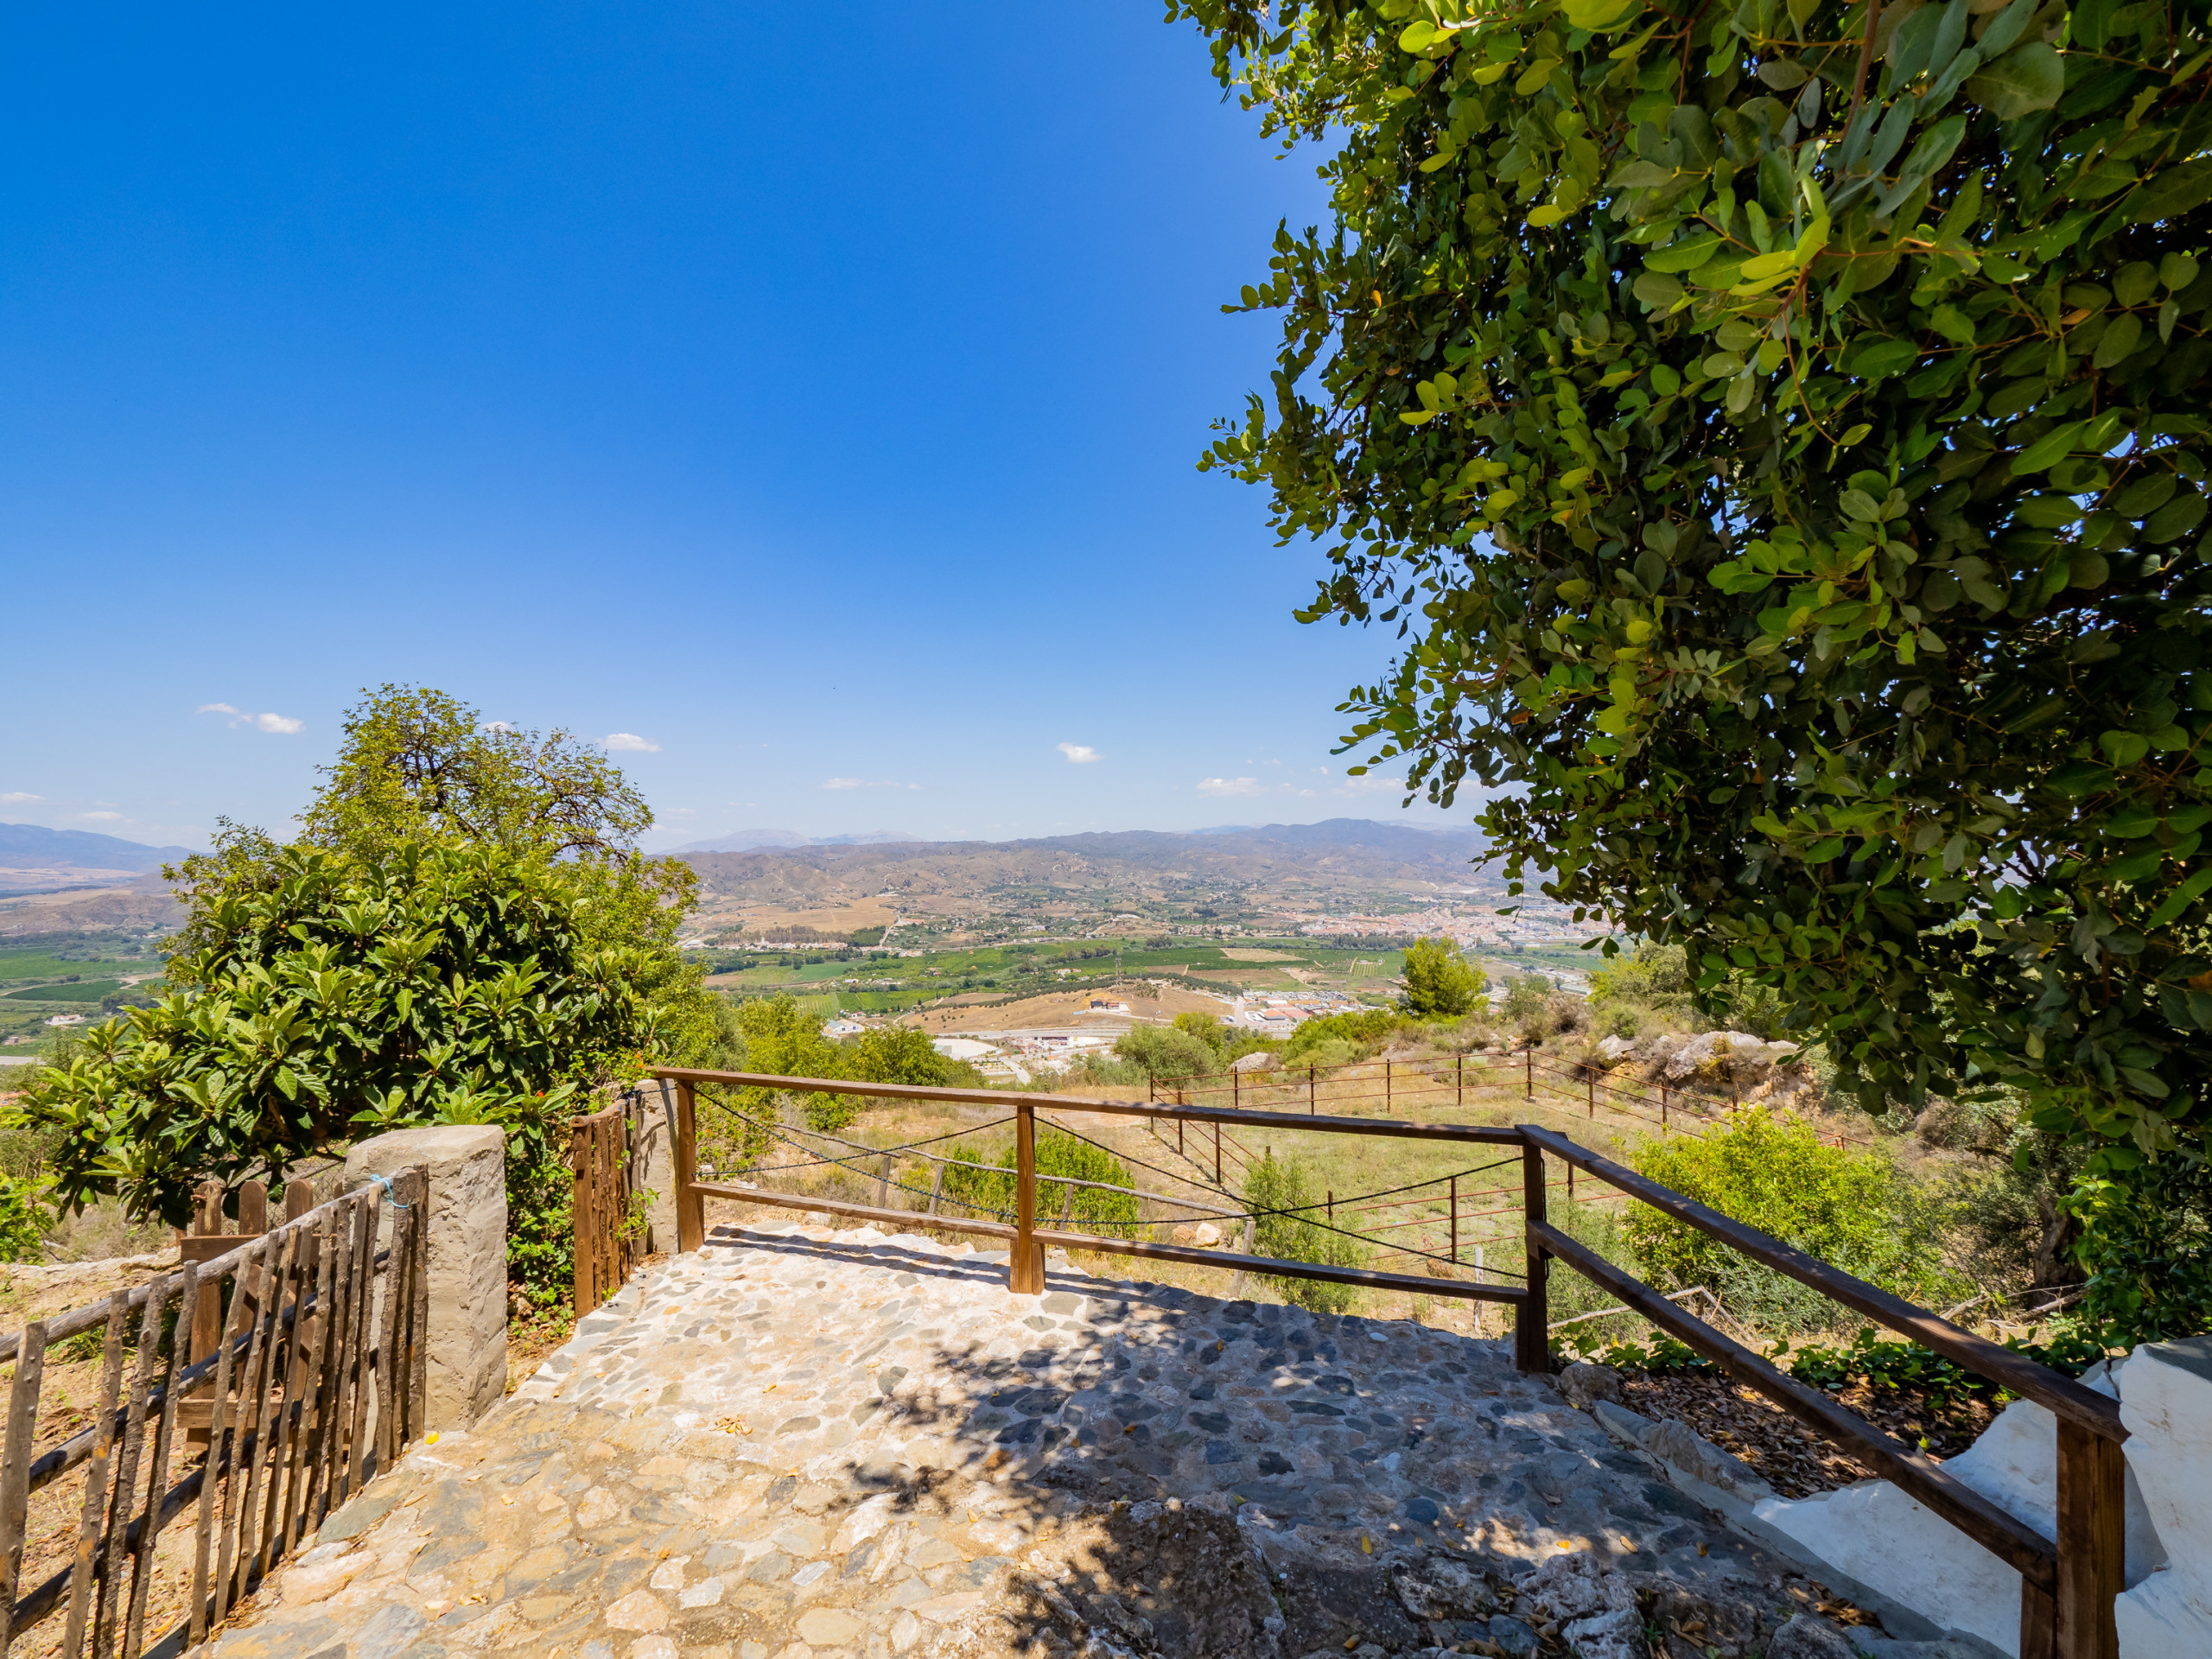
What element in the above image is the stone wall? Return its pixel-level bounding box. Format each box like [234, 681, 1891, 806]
[343, 1124, 509, 1432]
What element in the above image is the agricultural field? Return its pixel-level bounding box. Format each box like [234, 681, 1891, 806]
[1, 979, 123, 1003]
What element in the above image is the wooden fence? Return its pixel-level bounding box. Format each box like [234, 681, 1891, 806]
[569, 1090, 659, 1314]
[651, 1065, 2127, 1659]
[0, 1166, 429, 1659]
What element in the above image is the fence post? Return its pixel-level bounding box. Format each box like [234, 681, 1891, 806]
[1524, 1048, 1534, 1101]
[2051, 1420, 2125, 1659]
[1386, 1058, 1393, 1114]
[928, 1162, 944, 1217]
[1515, 1136, 1548, 1374]
[1233, 1069, 1240, 1110]
[571, 1116, 594, 1313]
[1309, 1064, 1316, 1114]
[1215, 1122, 1224, 1186]
[675, 1078, 703, 1254]
[1662, 1084, 1669, 1131]
[1457, 1052, 1464, 1107]
[1010, 1102, 1045, 1294]
[1586, 1071, 1595, 1118]
[1450, 1175, 1459, 1264]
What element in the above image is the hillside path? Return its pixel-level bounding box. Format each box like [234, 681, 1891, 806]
[189, 1217, 1807, 1659]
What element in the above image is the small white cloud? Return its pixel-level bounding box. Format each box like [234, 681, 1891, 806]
[1057, 743, 1101, 764]
[1337, 772, 1409, 794]
[603, 733, 661, 753]
[79, 811, 124, 822]
[196, 702, 303, 734]
[823, 778, 865, 791]
[481, 721, 515, 734]
[1198, 778, 1266, 797]
[0, 792, 43, 804]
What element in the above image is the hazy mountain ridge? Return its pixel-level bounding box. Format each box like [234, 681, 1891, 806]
[0, 823, 196, 873]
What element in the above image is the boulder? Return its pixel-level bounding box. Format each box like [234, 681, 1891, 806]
[1594, 1035, 1635, 1066]
[1764, 1613, 1857, 1659]
[1390, 1554, 1497, 1623]
[1556, 1361, 1624, 1412]
[1517, 1553, 1641, 1659]
[1230, 1051, 1278, 1073]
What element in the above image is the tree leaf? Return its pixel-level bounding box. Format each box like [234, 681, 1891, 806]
[1964, 42, 2065, 119]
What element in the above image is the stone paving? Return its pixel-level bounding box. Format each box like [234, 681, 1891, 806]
[188, 1216, 1861, 1659]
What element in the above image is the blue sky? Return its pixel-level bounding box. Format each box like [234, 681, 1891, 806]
[3, 3, 1446, 851]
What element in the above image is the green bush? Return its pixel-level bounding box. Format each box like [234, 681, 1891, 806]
[1172, 1011, 1229, 1053]
[1400, 938, 1484, 1018]
[1244, 1151, 1366, 1313]
[939, 1131, 1141, 1235]
[1114, 1025, 1217, 1083]
[1626, 1109, 1950, 1317]
[2069, 1160, 2212, 1348]
[1497, 977, 1553, 1038]
[1587, 944, 1690, 1014]
[1281, 1007, 1402, 1060]
[0, 1173, 54, 1264]
[1777, 1323, 2112, 1418]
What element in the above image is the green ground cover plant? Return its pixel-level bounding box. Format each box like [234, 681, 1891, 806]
[941, 1131, 1143, 1233]
[1245, 1150, 1369, 1312]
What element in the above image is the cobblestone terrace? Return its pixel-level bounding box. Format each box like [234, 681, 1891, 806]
[188, 1216, 1828, 1659]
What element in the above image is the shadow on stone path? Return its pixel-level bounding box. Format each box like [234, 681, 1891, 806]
[186, 1216, 1831, 1659]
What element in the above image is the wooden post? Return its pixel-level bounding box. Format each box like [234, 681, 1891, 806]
[1309, 1063, 1316, 1114]
[571, 1116, 593, 1312]
[1326, 1190, 1333, 1224]
[1010, 1103, 1045, 1294]
[1662, 1084, 1669, 1130]
[875, 1154, 892, 1210]
[1386, 1058, 1393, 1114]
[1457, 1052, 1464, 1107]
[1524, 1048, 1534, 1100]
[1567, 1163, 1575, 1203]
[1214, 1122, 1223, 1186]
[1178, 1117, 1185, 1159]
[1587, 1071, 1595, 1118]
[675, 1078, 703, 1254]
[1515, 1139, 1548, 1374]
[1233, 1068, 1240, 1109]
[927, 1161, 945, 1217]
[1451, 1175, 1459, 1264]
[2051, 1420, 2125, 1659]
[0, 1319, 47, 1653]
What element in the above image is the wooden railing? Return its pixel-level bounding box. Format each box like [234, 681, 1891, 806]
[0, 1166, 428, 1659]
[651, 1066, 2126, 1659]
[569, 1089, 661, 1313]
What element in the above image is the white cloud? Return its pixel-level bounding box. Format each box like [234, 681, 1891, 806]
[823, 778, 865, 791]
[1198, 778, 1267, 797]
[1057, 743, 1101, 764]
[197, 703, 304, 734]
[79, 811, 124, 822]
[1336, 772, 1409, 795]
[603, 733, 661, 753]
[481, 721, 515, 734]
[0, 792, 42, 804]
[822, 777, 913, 791]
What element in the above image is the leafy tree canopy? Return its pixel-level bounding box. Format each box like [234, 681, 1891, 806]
[10, 843, 653, 1224]
[1173, 0, 2212, 1205]
[1401, 934, 1489, 1014]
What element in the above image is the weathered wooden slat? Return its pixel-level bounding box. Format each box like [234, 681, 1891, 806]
[1529, 1216, 2058, 1589]
[202, 1231, 261, 1637]
[372, 1193, 404, 1478]
[63, 1294, 128, 1659]
[0, 1318, 48, 1656]
[2055, 1418, 2125, 1659]
[405, 1172, 429, 1448]
[224, 1228, 291, 1613]
[313, 1194, 359, 1529]
[343, 1187, 380, 1502]
[256, 1221, 311, 1581]
[188, 1236, 252, 1652]
[94, 1289, 164, 1659]
[1517, 1124, 2126, 1441]
[122, 1266, 194, 1659]
[291, 1211, 339, 1546]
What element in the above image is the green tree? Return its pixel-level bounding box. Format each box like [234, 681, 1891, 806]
[1175, 0, 2212, 1301]
[849, 1026, 950, 1087]
[734, 996, 855, 1130]
[1114, 1024, 1219, 1082]
[1173, 1010, 1231, 1052]
[7, 844, 652, 1224]
[1400, 936, 1486, 1016]
[940, 1131, 1143, 1233]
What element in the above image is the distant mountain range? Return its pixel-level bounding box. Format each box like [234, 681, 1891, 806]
[0, 823, 195, 876]
[673, 828, 919, 855]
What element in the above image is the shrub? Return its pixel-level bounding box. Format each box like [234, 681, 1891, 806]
[0, 1173, 54, 1264]
[939, 1131, 1141, 1235]
[1587, 944, 1690, 1014]
[1400, 938, 1485, 1018]
[1497, 977, 1553, 1039]
[1114, 1025, 1217, 1084]
[2069, 1160, 2212, 1347]
[1281, 1007, 1402, 1060]
[1172, 1011, 1229, 1053]
[1626, 1109, 1948, 1314]
[1245, 1151, 1365, 1313]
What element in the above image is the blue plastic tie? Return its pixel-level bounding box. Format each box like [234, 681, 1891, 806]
[370, 1173, 412, 1209]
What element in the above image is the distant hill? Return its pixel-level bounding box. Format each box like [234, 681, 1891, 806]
[680, 817, 1496, 927]
[673, 828, 920, 854]
[0, 823, 196, 874]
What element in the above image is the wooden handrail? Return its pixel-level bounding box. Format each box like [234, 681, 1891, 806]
[1529, 1217, 2059, 1587]
[1518, 1124, 2126, 1444]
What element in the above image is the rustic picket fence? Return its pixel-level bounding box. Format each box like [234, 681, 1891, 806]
[570, 1089, 663, 1314]
[0, 1166, 428, 1659]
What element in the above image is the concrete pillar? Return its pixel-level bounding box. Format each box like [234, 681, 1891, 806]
[343, 1125, 508, 1432]
[642, 1080, 679, 1255]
